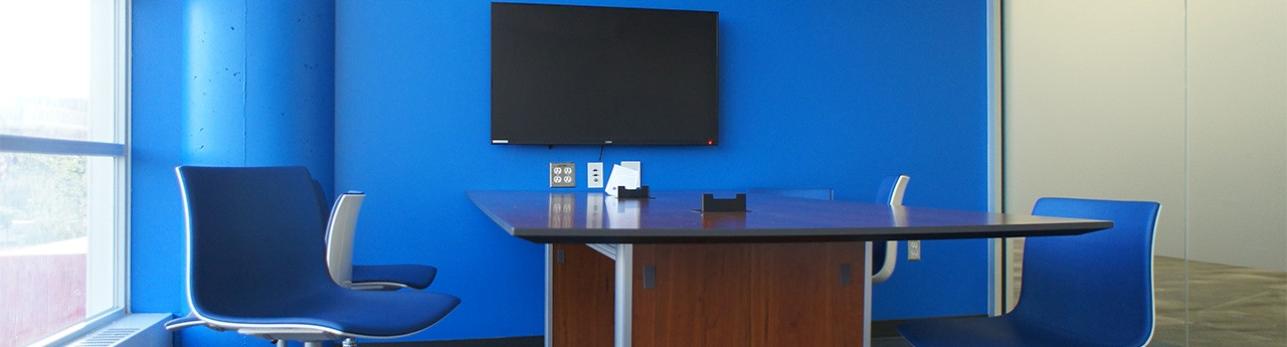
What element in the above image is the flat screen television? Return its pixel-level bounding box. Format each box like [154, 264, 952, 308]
[491, 3, 718, 145]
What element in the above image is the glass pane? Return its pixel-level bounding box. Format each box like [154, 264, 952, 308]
[0, 0, 116, 143]
[0, 153, 115, 346]
[1002, 2, 1285, 346]
[1185, 0, 1287, 345]
[1001, 1, 1190, 345]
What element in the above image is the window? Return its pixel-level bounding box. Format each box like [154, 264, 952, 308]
[0, 1, 129, 345]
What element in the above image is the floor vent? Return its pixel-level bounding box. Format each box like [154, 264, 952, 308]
[70, 328, 140, 346]
[63, 313, 171, 347]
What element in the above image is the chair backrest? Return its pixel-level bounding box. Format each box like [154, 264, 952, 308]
[310, 179, 331, 226]
[871, 175, 909, 283]
[877, 175, 910, 207]
[750, 177, 907, 283]
[325, 192, 365, 286]
[176, 166, 336, 318]
[1012, 197, 1159, 346]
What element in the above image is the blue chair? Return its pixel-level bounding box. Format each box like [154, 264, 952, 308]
[326, 191, 438, 290]
[872, 175, 909, 283]
[750, 174, 909, 283]
[171, 166, 459, 346]
[898, 197, 1159, 347]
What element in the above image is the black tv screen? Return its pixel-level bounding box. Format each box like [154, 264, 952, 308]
[491, 3, 718, 145]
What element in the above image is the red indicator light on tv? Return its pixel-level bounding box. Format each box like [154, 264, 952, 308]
[707, 139, 714, 145]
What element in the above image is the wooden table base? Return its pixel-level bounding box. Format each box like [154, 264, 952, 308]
[551, 242, 868, 347]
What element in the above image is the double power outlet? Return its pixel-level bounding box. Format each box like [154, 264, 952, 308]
[549, 162, 607, 188]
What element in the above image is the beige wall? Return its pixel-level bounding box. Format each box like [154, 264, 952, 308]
[1186, 0, 1287, 270]
[1002, 0, 1188, 258]
[1004, 0, 1287, 270]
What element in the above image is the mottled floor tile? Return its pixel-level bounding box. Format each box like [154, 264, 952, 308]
[1191, 291, 1287, 342]
[1187, 325, 1278, 347]
[1152, 257, 1286, 346]
[1151, 320, 1189, 347]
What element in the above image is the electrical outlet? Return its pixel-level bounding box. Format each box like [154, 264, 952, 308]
[907, 240, 922, 261]
[587, 162, 604, 188]
[549, 162, 575, 188]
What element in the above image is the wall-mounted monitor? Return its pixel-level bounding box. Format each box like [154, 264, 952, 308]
[491, 3, 718, 145]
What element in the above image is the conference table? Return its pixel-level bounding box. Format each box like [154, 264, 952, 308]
[469, 190, 1111, 347]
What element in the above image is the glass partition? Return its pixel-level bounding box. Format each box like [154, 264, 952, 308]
[1184, 0, 1286, 344]
[1002, 0, 1285, 345]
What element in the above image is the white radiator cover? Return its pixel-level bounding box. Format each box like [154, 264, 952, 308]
[66, 314, 171, 347]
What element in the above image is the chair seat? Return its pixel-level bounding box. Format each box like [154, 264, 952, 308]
[200, 288, 459, 337]
[899, 316, 1126, 347]
[352, 264, 438, 289]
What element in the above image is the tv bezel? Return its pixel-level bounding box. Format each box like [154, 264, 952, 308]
[489, 2, 720, 146]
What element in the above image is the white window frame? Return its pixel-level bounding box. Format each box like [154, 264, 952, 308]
[0, 0, 132, 345]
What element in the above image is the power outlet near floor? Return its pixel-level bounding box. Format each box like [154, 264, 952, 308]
[549, 162, 576, 188]
[907, 240, 922, 261]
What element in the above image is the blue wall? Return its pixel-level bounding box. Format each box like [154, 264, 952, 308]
[133, 0, 989, 344]
[183, 0, 335, 183]
[335, 0, 988, 341]
[130, 0, 185, 322]
[132, 0, 335, 345]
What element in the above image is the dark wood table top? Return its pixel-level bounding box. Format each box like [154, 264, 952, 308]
[468, 190, 1112, 243]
